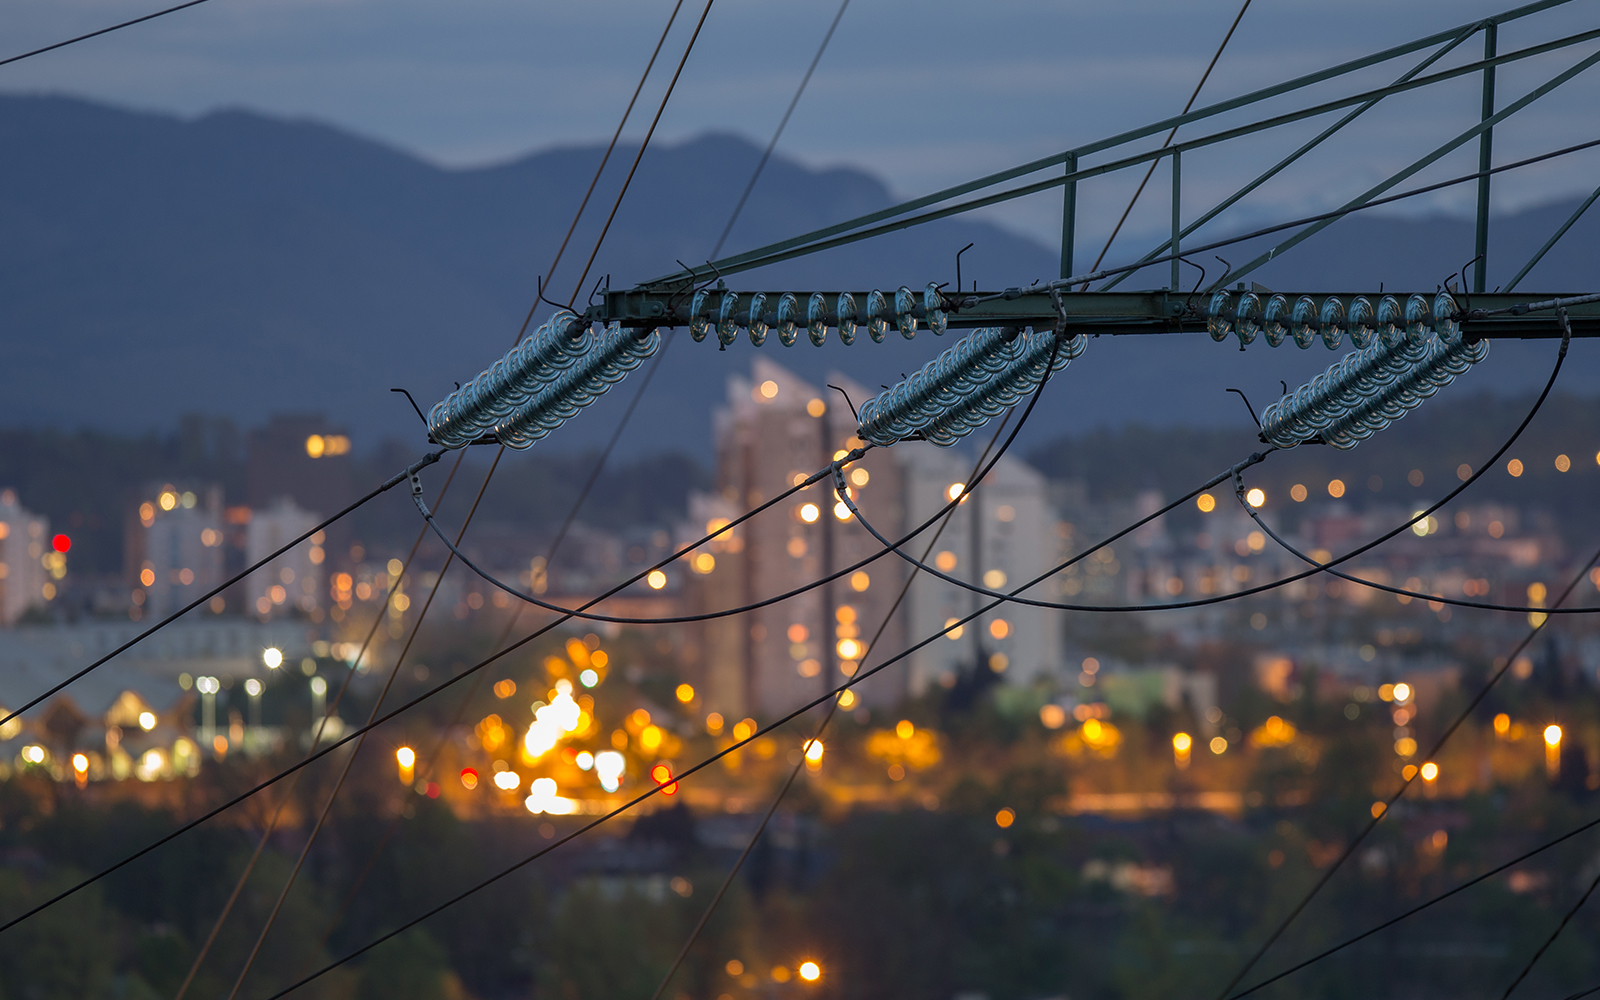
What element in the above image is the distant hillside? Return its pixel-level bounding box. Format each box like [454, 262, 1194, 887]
[1, 93, 1597, 460]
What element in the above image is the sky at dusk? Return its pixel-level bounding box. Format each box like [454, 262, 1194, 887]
[4, 0, 1599, 248]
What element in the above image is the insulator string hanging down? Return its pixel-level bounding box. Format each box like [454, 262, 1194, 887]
[426, 312, 658, 450]
[1258, 291, 1487, 450]
[856, 326, 1083, 447]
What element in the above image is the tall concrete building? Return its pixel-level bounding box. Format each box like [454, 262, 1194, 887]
[690, 359, 1067, 718]
[689, 359, 908, 719]
[897, 445, 1062, 694]
[245, 499, 324, 619]
[0, 490, 50, 625]
[127, 484, 226, 620]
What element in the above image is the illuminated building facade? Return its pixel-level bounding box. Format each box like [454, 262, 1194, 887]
[245, 498, 324, 619]
[692, 358, 909, 719]
[126, 483, 226, 620]
[0, 489, 50, 625]
[898, 445, 1063, 694]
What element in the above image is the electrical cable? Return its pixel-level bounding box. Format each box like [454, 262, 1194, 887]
[1245, 497, 1596, 615]
[254, 296, 1071, 1000]
[1212, 417, 1596, 1000]
[645, 403, 1020, 1000]
[566, 0, 717, 305]
[708, 0, 851, 260]
[1499, 862, 1600, 998]
[646, 0, 1585, 290]
[1225, 808, 1600, 999]
[296, 0, 827, 953]
[128, 300, 1563, 973]
[222, 451, 506, 1000]
[0, 0, 218, 69]
[171, 453, 468, 999]
[1083, 0, 1254, 281]
[527, 0, 688, 332]
[212, 0, 718, 962]
[0, 450, 439, 735]
[0, 445, 869, 933]
[833, 315, 1570, 616]
[703, 130, 1600, 305]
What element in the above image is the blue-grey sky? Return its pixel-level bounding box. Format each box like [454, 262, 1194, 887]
[3, 0, 1598, 250]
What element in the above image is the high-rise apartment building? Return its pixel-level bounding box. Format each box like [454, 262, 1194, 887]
[0, 490, 50, 625]
[689, 359, 908, 719]
[245, 499, 324, 619]
[897, 445, 1062, 694]
[127, 484, 226, 620]
[690, 359, 1067, 718]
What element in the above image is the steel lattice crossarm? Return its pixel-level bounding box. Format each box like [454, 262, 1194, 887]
[585, 285, 1600, 343]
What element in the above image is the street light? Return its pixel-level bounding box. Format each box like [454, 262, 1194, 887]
[244, 677, 263, 754]
[196, 676, 219, 746]
[1545, 724, 1563, 780]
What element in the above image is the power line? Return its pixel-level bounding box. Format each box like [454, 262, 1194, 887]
[223, 450, 506, 999]
[0, 0, 219, 69]
[255, 309, 1070, 1000]
[646, 408, 1018, 1000]
[567, 0, 719, 306]
[709, 0, 851, 260]
[1083, 0, 1254, 281]
[40, 310, 1560, 942]
[1226, 808, 1600, 998]
[1499, 863, 1600, 998]
[211, 0, 718, 974]
[831, 316, 1571, 619]
[0, 445, 850, 933]
[0, 450, 439, 735]
[172, 453, 470, 999]
[1213, 354, 1591, 1000]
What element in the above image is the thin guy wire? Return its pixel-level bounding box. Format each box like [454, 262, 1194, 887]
[646, 409, 1015, 1000]
[1500, 861, 1600, 998]
[1215, 376, 1587, 1000]
[1227, 809, 1600, 999]
[0, 0, 215, 68]
[171, 454, 467, 999]
[569, 0, 718, 304]
[1083, 0, 1254, 282]
[223, 450, 504, 1000]
[709, 0, 851, 260]
[258, 294, 1068, 1000]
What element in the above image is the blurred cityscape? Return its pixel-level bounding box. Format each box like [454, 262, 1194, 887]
[0, 364, 1598, 998]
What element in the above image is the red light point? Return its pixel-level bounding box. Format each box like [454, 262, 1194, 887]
[650, 763, 678, 795]
[425, 782, 440, 798]
[51, 534, 70, 553]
